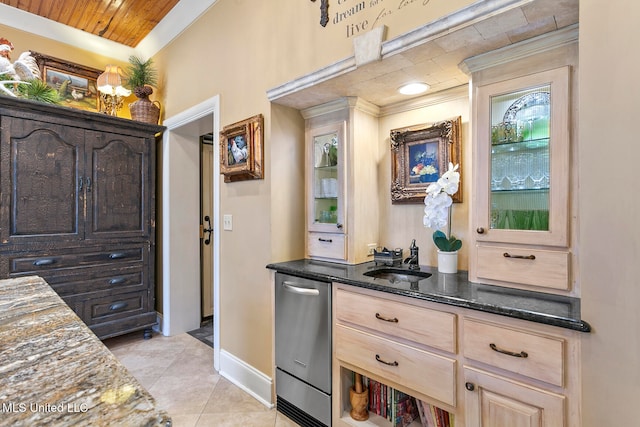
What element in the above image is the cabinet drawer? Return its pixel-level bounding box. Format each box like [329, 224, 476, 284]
[81, 290, 150, 325]
[463, 318, 565, 387]
[307, 232, 346, 260]
[35, 265, 146, 296]
[9, 246, 145, 274]
[336, 288, 456, 353]
[475, 244, 570, 290]
[335, 324, 456, 406]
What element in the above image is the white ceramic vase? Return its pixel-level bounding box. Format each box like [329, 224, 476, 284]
[437, 250, 458, 274]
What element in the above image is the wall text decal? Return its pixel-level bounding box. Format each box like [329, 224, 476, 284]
[313, 0, 434, 39]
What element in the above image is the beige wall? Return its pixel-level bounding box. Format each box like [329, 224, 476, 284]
[154, 0, 480, 376]
[377, 93, 471, 269]
[3, 0, 638, 421]
[579, 1, 640, 425]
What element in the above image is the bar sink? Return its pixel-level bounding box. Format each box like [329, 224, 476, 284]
[363, 267, 432, 284]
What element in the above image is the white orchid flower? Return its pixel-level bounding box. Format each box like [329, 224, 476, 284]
[438, 162, 460, 195]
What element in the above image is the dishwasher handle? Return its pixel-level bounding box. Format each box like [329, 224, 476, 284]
[282, 281, 320, 296]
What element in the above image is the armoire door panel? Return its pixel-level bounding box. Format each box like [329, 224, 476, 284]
[0, 117, 84, 244]
[85, 131, 150, 240]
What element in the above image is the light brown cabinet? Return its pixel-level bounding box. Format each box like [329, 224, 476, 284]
[302, 97, 379, 264]
[469, 62, 575, 293]
[332, 283, 582, 427]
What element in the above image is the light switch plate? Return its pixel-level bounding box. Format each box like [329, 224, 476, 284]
[223, 214, 233, 231]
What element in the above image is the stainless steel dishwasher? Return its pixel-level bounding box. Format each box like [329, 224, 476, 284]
[275, 272, 332, 427]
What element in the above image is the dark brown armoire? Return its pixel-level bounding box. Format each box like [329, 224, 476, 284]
[0, 96, 164, 340]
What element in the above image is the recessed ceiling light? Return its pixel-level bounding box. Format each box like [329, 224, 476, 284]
[398, 82, 430, 95]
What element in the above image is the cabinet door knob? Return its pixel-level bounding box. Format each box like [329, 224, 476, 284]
[465, 382, 475, 391]
[476, 227, 485, 234]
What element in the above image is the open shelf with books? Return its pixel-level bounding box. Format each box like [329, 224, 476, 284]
[336, 367, 455, 427]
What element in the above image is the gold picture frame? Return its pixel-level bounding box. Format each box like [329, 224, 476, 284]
[220, 114, 264, 183]
[30, 51, 102, 112]
[390, 116, 462, 204]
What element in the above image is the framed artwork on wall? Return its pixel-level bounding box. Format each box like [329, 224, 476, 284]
[30, 51, 102, 112]
[390, 116, 462, 204]
[220, 114, 264, 183]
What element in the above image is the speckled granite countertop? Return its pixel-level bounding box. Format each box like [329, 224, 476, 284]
[0, 276, 171, 427]
[267, 259, 591, 332]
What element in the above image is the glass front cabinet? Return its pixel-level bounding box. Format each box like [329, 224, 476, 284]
[470, 66, 572, 292]
[302, 97, 380, 264]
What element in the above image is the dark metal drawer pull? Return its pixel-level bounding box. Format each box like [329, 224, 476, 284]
[33, 258, 55, 266]
[109, 302, 128, 311]
[375, 313, 399, 323]
[318, 238, 333, 243]
[109, 252, 127, 259]
[503, 252, 536, 260]
[108, 277, 126, 285]
[489, 343, 528, 358]
[375, 354, 399, 366]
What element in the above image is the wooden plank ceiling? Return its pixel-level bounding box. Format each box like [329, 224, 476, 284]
[0, 0, 181, 47]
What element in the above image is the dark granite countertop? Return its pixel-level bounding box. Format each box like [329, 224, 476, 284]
[267, 259, 591, 332]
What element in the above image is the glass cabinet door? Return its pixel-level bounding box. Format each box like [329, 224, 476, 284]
[489, 84, 550, 232]
[475, 67, 569, 247]
[308, 121, 345, 233]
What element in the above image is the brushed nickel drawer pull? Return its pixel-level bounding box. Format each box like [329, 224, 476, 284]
[318, 238, 333, 243]
[490, 343, 528, 358]
[33, 258, 55, 266]
[375, 354, 399, 366]
[109, 252, 127, 259]
[108, 277, 126, 285]
[109, 302, 128, 311]
[375, 313, 399, 323]
[282, 281, 320, 296]
[503, 252, 536, 260]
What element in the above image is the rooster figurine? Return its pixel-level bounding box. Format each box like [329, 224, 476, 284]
[0, 38, 41, 97]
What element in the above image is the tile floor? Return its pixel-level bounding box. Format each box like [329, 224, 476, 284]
[104, 331, 300, 427]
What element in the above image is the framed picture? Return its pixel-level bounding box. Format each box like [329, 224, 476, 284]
[390, 116, 462, 204]
[220, 114, 264, 183]
[30, 51, 102, 112]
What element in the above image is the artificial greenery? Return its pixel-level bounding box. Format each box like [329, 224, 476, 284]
[17, 79, 60, 104]
[432, 230, 462, 252]
[125, 55, 158, 98]
[0, 75, 60, 104]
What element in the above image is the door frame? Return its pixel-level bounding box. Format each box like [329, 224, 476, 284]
[161, 96, 220, 371]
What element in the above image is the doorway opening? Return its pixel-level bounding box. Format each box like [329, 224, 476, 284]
[160, 96, 220, 371]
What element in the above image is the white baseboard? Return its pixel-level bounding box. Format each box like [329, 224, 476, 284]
[218, 349, 274, 408]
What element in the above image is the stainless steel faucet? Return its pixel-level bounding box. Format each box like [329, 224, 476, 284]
[404, 239, 420, 270]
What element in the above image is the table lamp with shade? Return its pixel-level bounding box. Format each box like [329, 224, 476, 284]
[97, 65, 131, 116]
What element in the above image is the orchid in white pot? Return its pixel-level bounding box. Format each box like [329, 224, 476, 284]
[423, 163, 462, 253]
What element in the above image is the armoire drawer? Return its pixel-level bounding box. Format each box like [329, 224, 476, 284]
[475, 244, 570, 290]
[80, 290, 150, 325]
[335, 324, 456, 406]
[335, 288, 456, 353]
[463, 318, 565, 387]
[34, 265, 146, 296]
[9, 246, 146, 274]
